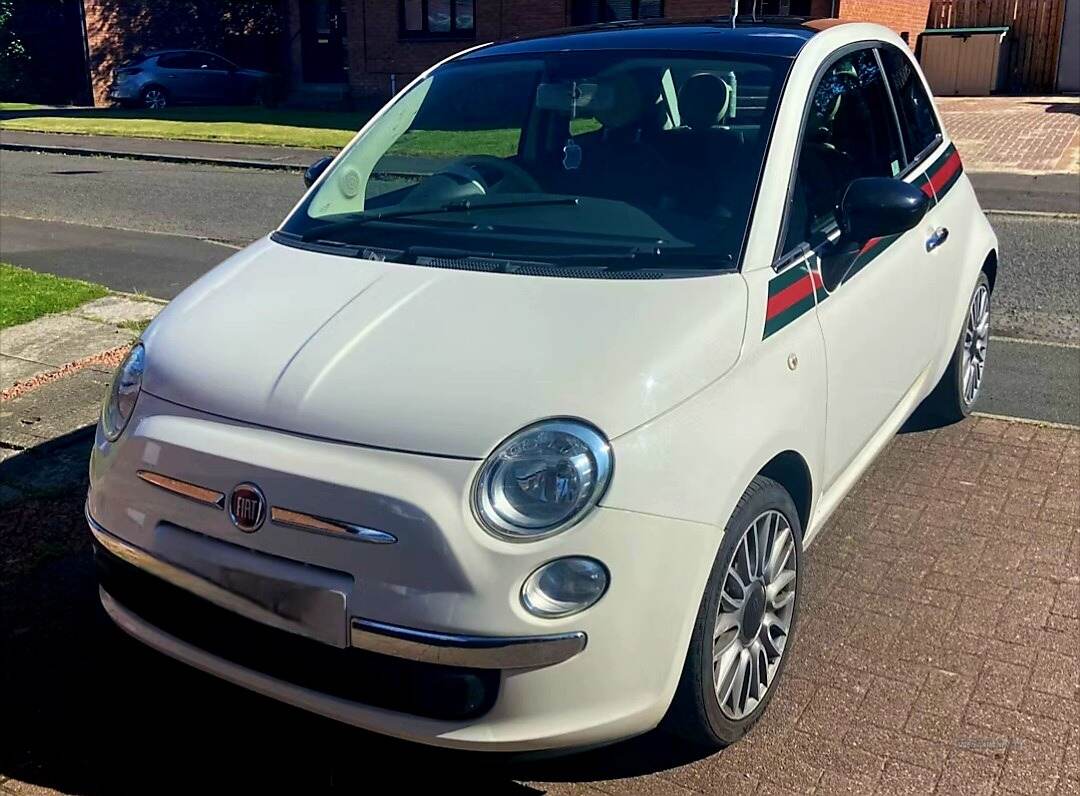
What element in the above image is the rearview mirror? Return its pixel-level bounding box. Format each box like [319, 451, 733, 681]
[304, 156, 333, 188]
[837, 177, 929, 245]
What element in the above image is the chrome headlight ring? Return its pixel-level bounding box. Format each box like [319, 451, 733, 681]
[101, 343, 144, 441]
[472, 419, 613, 541]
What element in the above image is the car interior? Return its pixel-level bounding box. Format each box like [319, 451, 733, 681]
[297, 54, 789, 271]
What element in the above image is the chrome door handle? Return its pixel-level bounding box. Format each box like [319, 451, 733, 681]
[926, 227, 949, 252]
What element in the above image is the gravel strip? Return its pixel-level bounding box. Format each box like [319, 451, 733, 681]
[1, 344, 129, 402]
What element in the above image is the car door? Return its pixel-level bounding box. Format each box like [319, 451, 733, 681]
[194, 53, 235, 103]
[779, 46, 941, 489]
[879, 44, 965, 339]
[155, 52, 205, 102]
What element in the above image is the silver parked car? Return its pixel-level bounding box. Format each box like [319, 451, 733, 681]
[108, 49, 273, 109]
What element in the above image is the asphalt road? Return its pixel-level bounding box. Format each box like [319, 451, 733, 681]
[1, 149, 1077, 425]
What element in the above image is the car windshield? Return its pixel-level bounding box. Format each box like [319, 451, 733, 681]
[279, 49, 792, 277]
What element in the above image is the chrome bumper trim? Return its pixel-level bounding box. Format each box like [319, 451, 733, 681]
[137, 470, 225, 510]
[87, 505, 350, 647]
[88, 505, 585, 669]
[350, 618, 586, 670]
[270, 507, 397, 544]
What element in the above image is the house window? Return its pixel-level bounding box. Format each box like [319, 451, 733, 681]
[571, 0, 663, 25]
[759, 1, 814, 14]
[400, 0, 474, 39]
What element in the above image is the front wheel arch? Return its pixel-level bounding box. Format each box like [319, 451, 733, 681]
[758, 450, 812, 536]
[982, 249, 998, 293]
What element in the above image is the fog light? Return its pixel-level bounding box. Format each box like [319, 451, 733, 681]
[521, 557, 608, 618]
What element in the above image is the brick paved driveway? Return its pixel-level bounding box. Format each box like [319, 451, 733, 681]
[938, 96, 1079, 175]
[1, 416, 1077, 795]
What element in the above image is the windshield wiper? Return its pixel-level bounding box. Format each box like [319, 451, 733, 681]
[301, 197, 580, 242]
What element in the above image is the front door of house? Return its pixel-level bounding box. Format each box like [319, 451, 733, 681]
[301, 0, 347, 83]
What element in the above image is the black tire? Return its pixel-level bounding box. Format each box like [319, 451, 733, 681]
[140, 85, 169, 110]
[663, 475, 803, 749]
[921, 271, 991, 424]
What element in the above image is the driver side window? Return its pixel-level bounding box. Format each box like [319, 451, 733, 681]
[782, 48, 904, 255]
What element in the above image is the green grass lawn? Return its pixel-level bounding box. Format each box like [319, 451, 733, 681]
[0, 263, 109, 329]
[0, 104, 604, 159]
[0, 105, 367, 149]
[0, 102, 46, 110]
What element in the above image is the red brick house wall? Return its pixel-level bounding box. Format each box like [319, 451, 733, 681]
[80, 0, 931, 105]
[339, 0, 928, 99]
[837, 0, 929, 40]
[344, 0, 569, 97]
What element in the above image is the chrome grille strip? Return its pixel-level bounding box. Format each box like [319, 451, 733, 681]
[270, 507, 397, 545]
[137, 470, 224, 509]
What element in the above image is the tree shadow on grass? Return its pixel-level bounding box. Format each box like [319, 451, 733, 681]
[0, 433, 712, 794]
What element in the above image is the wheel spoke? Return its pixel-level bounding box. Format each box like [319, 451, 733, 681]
[747, 642, 762, 702]
[759, 618, 785, 658]
[766, 527, 793, 581]
[740, 536, 754, 583]
[767, 569, 796, 607]
[714, 609, 740, 641]
[714, 643, 744, 703]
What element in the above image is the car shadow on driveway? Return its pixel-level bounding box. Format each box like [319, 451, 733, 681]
[0, 437, 714, 794]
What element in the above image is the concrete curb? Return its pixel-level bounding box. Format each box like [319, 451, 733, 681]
[0, 141, 304, 172]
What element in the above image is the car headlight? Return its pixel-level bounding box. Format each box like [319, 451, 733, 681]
[101, 343, 144, 441]
[472, 419, 612, 540]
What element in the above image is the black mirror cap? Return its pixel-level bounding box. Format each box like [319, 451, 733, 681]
[304, 156, 334, 189]
[839, 177, 929, 244]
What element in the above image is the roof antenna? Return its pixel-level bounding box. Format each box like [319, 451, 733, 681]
[731, 0, 738, 28]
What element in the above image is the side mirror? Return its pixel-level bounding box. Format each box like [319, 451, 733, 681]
[304, 156, 333, 188]
[837, 177, 929, 245]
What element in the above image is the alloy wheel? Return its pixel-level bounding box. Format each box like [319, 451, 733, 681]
[712, 509, 797, 720]
[143, 89, 167, 110]
[962, 283, 990, 406]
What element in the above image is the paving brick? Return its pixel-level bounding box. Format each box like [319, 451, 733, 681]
[998, 739, 1064, 795]
[844, 722, 949, 772]
[797, 686, 865, 737]
[1065, 728, 1080, 781]
[964, 701, 1071, 749]
[918, 669, 979, 719]
[1057, 776, 1080, 796]
[877, 759, 939, 795]
[974, 660, 1032, 710]
[861, 676, 921, 731]
[935, 750, 1003, 795]
[1030, 650, 1080, 701]
[906, 709, 964, 746]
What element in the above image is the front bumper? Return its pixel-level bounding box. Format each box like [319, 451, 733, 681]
[90, 509, 586, 670]
[88, 392, 720, 750]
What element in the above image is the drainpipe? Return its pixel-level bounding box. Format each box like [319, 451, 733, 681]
[77, 0, 94, 106]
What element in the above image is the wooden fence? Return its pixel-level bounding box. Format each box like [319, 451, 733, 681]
[927, 0, 1068, 92]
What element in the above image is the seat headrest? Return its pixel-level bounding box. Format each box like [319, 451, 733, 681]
[593, 74, 644, 131]
[678, 73, 731, 131]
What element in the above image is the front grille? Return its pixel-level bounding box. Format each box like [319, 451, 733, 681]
[94, 542, 499, 721]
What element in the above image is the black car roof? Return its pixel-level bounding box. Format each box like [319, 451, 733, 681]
[459, 17, 831, 61]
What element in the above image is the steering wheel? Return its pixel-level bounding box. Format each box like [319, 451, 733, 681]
[449, 155, 543, 194]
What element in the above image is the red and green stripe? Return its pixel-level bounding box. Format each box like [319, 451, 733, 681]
[763, 262, 821, 339]
[762, 141, 962, 339]
[923, 143, 963, 204]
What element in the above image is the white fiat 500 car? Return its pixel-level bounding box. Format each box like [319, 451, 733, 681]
[89, 18, 997, 752]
